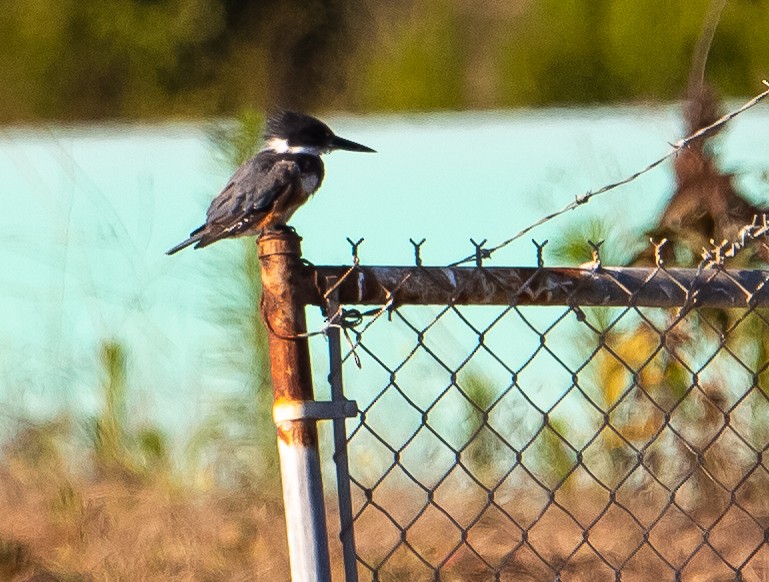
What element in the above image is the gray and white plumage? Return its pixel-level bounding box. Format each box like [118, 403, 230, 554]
[166, 111, 374, 255]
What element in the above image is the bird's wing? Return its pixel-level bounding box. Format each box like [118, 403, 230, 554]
[195, 157, 300, 248]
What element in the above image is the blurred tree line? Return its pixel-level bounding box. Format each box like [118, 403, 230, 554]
[2, 0, 768, 121]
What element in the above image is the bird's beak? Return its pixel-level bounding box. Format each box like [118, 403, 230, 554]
[329, 134, 376, 153]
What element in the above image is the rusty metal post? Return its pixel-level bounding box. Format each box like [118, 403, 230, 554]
[257, 231, 331, 582]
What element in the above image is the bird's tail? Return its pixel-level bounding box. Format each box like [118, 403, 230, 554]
[166, 234, 203, 255]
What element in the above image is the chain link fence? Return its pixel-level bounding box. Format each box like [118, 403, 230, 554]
[251, 87, 769, 581]
[300, 240, 769, 581]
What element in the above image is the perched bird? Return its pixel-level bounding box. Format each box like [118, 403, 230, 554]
[166, 111, 375, 255]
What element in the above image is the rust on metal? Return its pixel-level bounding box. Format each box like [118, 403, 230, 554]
[257, 231, 318, 447]
[299, 265, 769, 309]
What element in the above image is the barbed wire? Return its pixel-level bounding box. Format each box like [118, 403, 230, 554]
[333, 236, 769, 580]
[304, 80, 769, 581]
[448, 80, 769, 267]
[292, 83, 769, 347]
[699, 213, 769, 267]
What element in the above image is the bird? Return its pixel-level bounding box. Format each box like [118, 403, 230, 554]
[166, 110, 375, 255]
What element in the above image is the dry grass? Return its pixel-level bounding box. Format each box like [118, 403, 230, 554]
[351, 484, 769, 581]
[4, 414, 769, 581]
[0, 422, 295, 581]
[0, 473, 290, 580]
[4, 441, 769, 581]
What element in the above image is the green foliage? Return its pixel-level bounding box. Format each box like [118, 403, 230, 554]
[548, 217, 641, 267]
[535, 418, 577, 490]
[0, 0, 227, 120]
[95, 341, 127, 467]
[460, 372, 577, 489]
[90, 340, 170, 479]
[187, 115, 278, 491]
[461, 373, 499, 474]
[186, 239, 279, 491]
[2, 0, 768, 120]
[357, 2, 465, 111]
[207, 110, 265, 169]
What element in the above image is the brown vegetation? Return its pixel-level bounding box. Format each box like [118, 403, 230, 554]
[0, 422, 290, 581]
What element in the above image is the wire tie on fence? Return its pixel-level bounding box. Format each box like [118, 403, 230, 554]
[409, 238, 426, 267]
[675, 285, 701, 319]
[327, 311, 363, 368]
[383, 285, 397, 321]
[260, 293, 332, 341]
[327, 301, 399, 369]
[587, 239, 604, 271]
[339, 308, 364, 328]
[323, 305, 365, 368]
[532, 239, 549, 268]
[273, 399, 359, 424]
[652, 238, 668, 268]
[300, 257, 316, 269]
[470, 238, 489, 268]
[364, 274, 411, 323]
[387, 273, 412, 313]
[321, 257, 360, 304]
[259, 293, 295, 340]
[263, 315, 328, 340]
[346, 237, 364, 261]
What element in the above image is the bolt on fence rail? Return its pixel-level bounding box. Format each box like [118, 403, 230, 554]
[258, 230, 769, 581]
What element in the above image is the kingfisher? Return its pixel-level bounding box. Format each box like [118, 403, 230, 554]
[166, 111, 375, 255]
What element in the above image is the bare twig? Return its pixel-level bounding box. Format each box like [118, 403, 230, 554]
[449, 81, 769, 267]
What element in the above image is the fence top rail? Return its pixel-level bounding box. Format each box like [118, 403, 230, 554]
[302, 265, 769, 309]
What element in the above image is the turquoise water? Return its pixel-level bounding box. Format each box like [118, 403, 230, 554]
[1, 106, 768, 439]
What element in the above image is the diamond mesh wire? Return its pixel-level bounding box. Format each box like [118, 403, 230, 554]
[318, 260, 769, 581]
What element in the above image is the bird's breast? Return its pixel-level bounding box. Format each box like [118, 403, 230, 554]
[300, 172, 321, 194]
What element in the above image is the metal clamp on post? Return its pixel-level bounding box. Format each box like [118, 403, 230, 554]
[273, 400, 359, 425]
